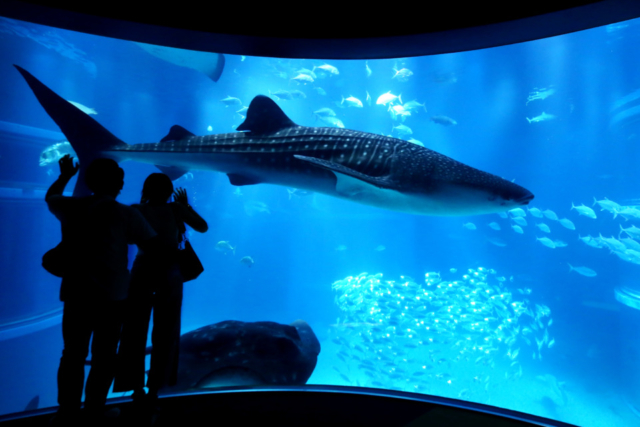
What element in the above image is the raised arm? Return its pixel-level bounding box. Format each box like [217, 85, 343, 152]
[173, 188, 208, 233]
[46, 154, 79, 202]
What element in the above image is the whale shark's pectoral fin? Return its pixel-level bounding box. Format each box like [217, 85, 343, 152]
[155, 165, 190, 181]
[227, 173, 262, 186]
[294, 155, 396, 198]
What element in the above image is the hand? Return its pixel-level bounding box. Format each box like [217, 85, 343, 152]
[173, 187, 188, 205]
[59, 154, 79, 179]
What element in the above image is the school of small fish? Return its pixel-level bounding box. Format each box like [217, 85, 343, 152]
[461, 196, 640, 276]
[215, 57, 458, 141]
[330, 269, 553, 396]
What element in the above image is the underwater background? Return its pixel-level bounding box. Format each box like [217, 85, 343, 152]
[0, 15, 639, 426]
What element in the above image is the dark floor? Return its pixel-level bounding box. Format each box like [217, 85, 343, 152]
[0, 386, 578, 427]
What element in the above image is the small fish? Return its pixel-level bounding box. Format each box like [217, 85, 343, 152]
[287, 188, 312, 199]
[291, 74, 314, 84]
[215, 241, 236, 255]
[240, 56, 246, 61]
[403, 100, 427, 113]
[568, 263, 597, 277]
[542, 209, 558, 220]
[296, 68, 317, 79]
[593, 197, 620, 213]
[290, 90, 306, 99]
[509, 208, 526, 217]
[392, 124, 412, 136]
[513, 217, 527, 226]
[463, 222, 476, 230]
[376, 91, 401, 106]
[431, 115, 457, 126]
[528, 207, 544, 218]
[407, 138, 424, 147]
[526, 112, 556, 123]
[571, 203, 597, 219]
[526, 88, 555, 105]
[318, 116, 344, 128]
[240, 256, 254, 267]
[342, 96, 363, 108]
[614, 207, 640, 220]
[487, 237, 507, 247]
[620, 224, 640, 239]
[67, 100, 97, 115]
[548, 339, 555, 348]
[339, 373, 350, 383]
[315, 64, 339, 75]
[233, 188, 243, 197]
[535, 223, 551, 233]
[221, 96, 242, 106]
[553, 240, 568, 247]
[366, 90, 372, 106]
[314, 87, 327, 96]
[449, 268, 457, 273]
[512, 225, 524, 234]
[392, 67, 413, 81]
[558, 218, 575, 230]
[536, 237, 555, 248]
[621, 237, 640, 252]
[313, 108, 336, 118]
[365, 61, 372, 78]
[39, 141, 76, 167]
[207, 125, 213, 132]
[270, 90, 293, 101]
[488, 222, 501, 231]
[578, 235, 604, 248]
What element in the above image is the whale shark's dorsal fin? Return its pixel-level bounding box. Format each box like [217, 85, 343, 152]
[156, 125, 195, 179]
[162, 125, 195, 142]
[237, 95, 297, 134]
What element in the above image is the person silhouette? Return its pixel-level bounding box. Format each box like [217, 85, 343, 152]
[47, 155, 158, 424]
[114, 173, 208, 407]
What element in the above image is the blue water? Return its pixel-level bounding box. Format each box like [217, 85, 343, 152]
[1, 15, 640, 426]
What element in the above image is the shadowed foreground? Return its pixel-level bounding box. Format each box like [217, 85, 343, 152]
[0, 386, 577, 427]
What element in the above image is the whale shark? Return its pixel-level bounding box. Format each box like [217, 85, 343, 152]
[15, 65, 533, 216]
[166, 319, 321, 391]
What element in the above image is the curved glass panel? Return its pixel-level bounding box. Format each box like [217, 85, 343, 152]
[0, 14, 639, 427]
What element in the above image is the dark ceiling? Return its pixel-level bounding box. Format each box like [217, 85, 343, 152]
[1, 0, 640, 58]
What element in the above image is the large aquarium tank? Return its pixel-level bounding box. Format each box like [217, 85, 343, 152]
[0, 8, 640, 427]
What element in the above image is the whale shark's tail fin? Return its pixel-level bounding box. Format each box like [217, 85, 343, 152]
[14, 65, 127, 196]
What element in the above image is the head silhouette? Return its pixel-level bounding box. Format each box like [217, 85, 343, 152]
[84, 158, 124, 197]
[141, 173, 174, 204]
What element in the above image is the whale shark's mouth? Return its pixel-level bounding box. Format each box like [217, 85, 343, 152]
[195, 367, 266, 388]
[516, 193, 535, 205]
